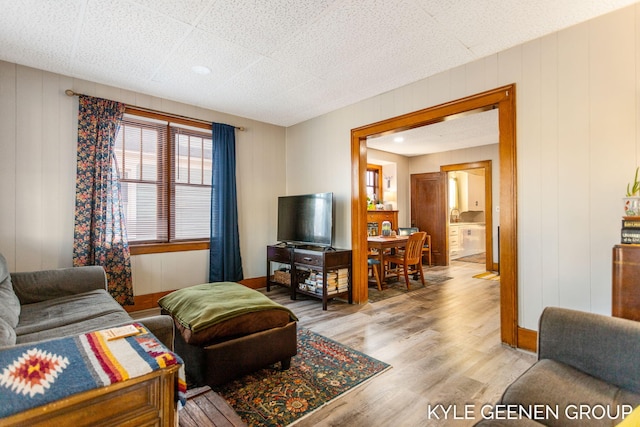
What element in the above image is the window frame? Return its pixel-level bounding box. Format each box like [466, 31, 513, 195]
[366, 163, 383, 205]
[120, 107, 212, 255]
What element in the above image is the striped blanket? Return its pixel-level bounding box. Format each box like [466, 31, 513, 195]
[0, 323, 186, 418]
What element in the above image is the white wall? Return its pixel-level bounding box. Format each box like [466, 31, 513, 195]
[367, 148, 410, 226]
[285, 5, 640, 330]
[0, 61, 286, 296]
[410, 144, 500, 258]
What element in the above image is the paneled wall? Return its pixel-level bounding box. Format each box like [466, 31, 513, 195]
[2, 5, 639, 327]
[285, 5, 640, 330]
[0, 61, 286, 296]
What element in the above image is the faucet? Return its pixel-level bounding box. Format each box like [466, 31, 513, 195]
[450, 208, 460, 223]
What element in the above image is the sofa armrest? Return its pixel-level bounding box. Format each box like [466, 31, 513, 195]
[538, 306, 640, 394]
[137, 315, 174, 351]
[11, 266, 107, 304]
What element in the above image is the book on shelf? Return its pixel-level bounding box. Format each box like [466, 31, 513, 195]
[622, 227, 640, 244]
[326, 268, 349, 276]
[295, 266, 349, 296]
[327, 283, 349, 294]
[622, 216, 640, 229]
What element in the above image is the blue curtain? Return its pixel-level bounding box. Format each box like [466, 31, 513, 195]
[209, 123, 244, 282]
[73, 95, 134, 305]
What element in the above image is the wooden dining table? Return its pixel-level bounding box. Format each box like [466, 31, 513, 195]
[367, 235, 409, 283]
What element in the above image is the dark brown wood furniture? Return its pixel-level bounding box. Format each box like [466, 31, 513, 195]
[367, 210, 399, 236]
[291, 247, 352, 310]
[0, 365, 180, 427]
[266, 244, 294, 292]
[612, 244, 640, 321]
[267, 245, 353, 310]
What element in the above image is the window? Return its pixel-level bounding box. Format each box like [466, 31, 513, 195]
[113, 110, 212, 252]
[366, 164, 382, 203]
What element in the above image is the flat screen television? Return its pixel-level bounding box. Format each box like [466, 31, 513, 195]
[277, 192, 334, 247]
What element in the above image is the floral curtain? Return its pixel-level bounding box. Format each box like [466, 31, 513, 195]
[73, 95, 133, 305]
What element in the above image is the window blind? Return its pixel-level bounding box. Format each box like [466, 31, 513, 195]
[114, 114, 212, 244]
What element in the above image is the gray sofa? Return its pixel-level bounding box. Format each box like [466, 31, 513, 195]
[0, 253, 173, 349]
[475, 307, 640, 427]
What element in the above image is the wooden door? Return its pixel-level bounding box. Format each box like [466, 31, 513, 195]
[411, 172, 447, 266]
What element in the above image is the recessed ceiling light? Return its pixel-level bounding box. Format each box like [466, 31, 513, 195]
[191, 65, 211, 75]
[393, 136, 404, 143]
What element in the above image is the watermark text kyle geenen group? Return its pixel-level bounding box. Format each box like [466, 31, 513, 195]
[426, 403, 634, 421]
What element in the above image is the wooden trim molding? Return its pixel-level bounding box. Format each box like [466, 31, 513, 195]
[130, 241, 210, 255]
[125, 278, 266, 312]
[239, 277, 267, 290]
[517, 327, 538, 353]
[351, 84, 520, 347]
[366, 163, 384, 202]
[124, 290, 173, 312]
[441, 160, 493, 272]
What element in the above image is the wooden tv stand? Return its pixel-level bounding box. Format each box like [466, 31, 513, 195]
[0, 365, 180, 427]
[266, 244, 352, 310]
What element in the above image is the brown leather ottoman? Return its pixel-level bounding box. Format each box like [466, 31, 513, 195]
[158, 282, 298, 387]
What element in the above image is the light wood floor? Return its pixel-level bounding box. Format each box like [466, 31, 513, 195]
[149, 260, 536, 427]
[262, 261, 536, 427]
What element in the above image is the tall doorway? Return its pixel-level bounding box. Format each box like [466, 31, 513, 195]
[442, 161, 494, 272]
[409, 163, 494, 271]
[351, 85, 518, 347]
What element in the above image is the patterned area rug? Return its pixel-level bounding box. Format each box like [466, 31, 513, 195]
[211, 328, 391, 427]
[368, 273, 453, 303]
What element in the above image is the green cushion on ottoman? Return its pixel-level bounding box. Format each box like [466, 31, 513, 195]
[158, 282, 298, 345]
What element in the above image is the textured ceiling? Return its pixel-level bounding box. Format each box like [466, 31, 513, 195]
[367, 108, 498, 157]
[0, 0, 637, 127]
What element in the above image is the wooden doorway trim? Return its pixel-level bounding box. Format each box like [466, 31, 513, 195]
[351, 84, 518, 347]
[441, 160, 494, 272]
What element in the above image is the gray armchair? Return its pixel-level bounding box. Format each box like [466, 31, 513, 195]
[475, 307, 640, 426]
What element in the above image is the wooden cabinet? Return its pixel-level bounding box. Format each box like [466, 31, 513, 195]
[266, 244, 293, 292]
[267, 245, 352, 310]
[367, 210, 399, 236]
[612, 244, 640, 321]
[449, 224, 459, 259]
[1, 366, 180, 427]
[292, 248, 352, 310]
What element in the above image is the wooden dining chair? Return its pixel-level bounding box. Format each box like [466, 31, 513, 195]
[395, 227, 418, 257]
[384, 231, 426, 289]
[397, 227, 431, 267]
[368, 256, 382, 291]
[422, 233, 432, 267]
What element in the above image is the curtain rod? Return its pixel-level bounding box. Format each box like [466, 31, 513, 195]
[65, 89, 245, 131]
